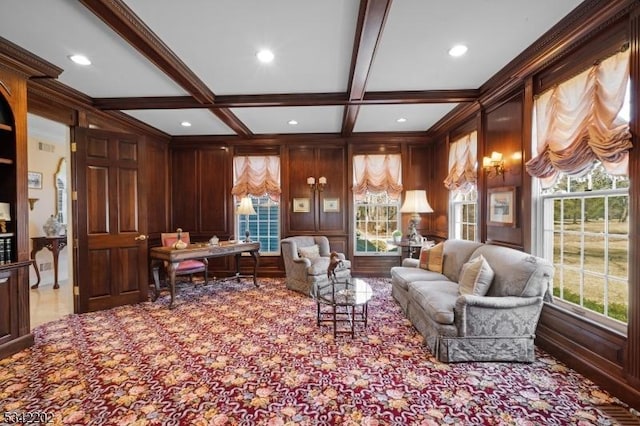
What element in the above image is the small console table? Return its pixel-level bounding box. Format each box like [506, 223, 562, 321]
[30, 236, 68, 289]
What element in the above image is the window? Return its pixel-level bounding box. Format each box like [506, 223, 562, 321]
[450, 188, 477, 241]
[352, 154, 402, 255]
[232, 156, 281, 255]
[354, 191, 401, 255]
[539, 166, 629, 328]
[445, 131, 478, 241]
[530, 48, 630, 330]
[236, 195, 280, 255]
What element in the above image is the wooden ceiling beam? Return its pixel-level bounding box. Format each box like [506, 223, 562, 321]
[93, 89, 478, 110]
[342, 0, 393, 136]
[79, 0, 252, 137]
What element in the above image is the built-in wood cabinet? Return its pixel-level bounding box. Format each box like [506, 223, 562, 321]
[0, 68, 33, 359]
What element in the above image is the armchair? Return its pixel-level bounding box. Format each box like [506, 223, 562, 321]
[161, 232, 208, 283]
[280, 236, 351, 296]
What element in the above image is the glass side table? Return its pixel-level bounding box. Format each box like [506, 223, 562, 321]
[314, 277, 373, 338]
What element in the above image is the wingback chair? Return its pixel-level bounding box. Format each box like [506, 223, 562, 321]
[280, 236, 351, 296]
[161, 232, 208, 283]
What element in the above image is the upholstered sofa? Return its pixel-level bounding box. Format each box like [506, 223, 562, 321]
[281, 236, 351, 296]
[390, 239, 554, 363]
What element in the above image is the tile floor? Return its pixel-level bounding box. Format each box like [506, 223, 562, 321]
[29, 279, 74, 328]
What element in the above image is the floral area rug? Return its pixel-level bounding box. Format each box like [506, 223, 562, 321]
[0, 277, 632, 425]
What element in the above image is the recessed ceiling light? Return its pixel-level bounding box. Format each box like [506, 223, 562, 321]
[68, 54, 91, 66]
[396, 118, 407, 123]
[180, 121, 192, 127]
[256, 49, 275, 63]
[288, 120, 298, 125]
[448, 44, 468, 57]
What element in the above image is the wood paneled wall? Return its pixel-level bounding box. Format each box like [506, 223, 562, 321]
[425, 3, 640, 407]
[484, 93, 525, 249]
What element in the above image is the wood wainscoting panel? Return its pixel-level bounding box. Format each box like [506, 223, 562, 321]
[198, 148, 230, 235]
[171, 149, 198, 231]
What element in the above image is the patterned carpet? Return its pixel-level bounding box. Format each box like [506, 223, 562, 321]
[0, 277, 633, 425]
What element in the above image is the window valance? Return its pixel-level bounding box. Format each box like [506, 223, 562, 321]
[231, 156, 281, 202]
[526, 48, 632, 188]
[443, 131, 477, 194]
[352, 154, 403, 201]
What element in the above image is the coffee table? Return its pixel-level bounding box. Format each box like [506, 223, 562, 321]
[314, 278, 373, 338]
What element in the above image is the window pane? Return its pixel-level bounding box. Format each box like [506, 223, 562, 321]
[608, 236, 628, 279]
[583, 273, 605, 315]
[607, 279, 628, 322]
[584, 198, 604, 234]
[563, 234, 582, 267]
[608, 196, 628, 235]
[583, 235, 605, 274]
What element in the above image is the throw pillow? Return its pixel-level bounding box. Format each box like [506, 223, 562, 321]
[298, 244, 320, 259]
[418, 247, 430, 269]
[427, 242, 444, 273]
[458, 255, 495, 296]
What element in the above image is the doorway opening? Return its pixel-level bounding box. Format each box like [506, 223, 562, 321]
[27, 113, 74, 328]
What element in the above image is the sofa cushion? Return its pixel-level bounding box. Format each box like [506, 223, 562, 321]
[390, 266, 448, 291]
[298, 244, 320, 259]
[418, 247, 430, 269]
[441, 240, 484, 283]
[408, 280, 459, 325]
[458, 255, 495, 296]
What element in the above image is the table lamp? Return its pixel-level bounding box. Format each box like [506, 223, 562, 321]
[400, 190, 433, 243]
[0, 202, 11, 233]
[237, 196, 257, 242]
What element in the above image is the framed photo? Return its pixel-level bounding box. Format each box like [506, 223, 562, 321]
[28, 171, 43, 189]
[323, 198, 340, 213]
[488, 186, 517, 227]
[293, 197, 310, 213]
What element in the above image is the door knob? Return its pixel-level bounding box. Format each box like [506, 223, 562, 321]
[134, 234, 148, 241]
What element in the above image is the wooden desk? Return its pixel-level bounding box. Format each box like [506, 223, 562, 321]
[30, 236, 67, 289]
[150, 241, 260, 308]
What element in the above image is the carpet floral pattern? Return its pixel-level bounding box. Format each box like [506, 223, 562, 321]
[0, 278, 632, 425]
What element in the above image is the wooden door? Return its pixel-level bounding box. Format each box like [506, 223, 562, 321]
[74, 128, 148, 312]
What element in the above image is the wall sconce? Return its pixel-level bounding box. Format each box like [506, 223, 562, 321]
[307, 176, 327, 191]
[483, 151, 505, 179]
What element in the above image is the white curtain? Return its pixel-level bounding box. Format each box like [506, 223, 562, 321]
[443, 131, 477, 194]
[231, 156, 281, 202]
[352, 154, 403, 201]
[526, 48, 632, 188]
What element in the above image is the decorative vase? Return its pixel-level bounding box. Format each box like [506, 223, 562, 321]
[209, 235, 219, 246]
[43, 215, 62, 236]
[172, 228, 187, 249]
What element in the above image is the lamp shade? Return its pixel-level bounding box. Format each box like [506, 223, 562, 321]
[400, 190, 433, 213]
[236, 196, 257, 215]
[0, 203, 10, 220]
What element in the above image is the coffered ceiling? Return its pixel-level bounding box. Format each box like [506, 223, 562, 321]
[0, 0, 584, 138]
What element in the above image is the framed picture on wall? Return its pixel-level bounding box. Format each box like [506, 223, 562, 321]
[323, 198, 340, 212]
[27, 171, 43, 189]
[487, 186, 517, 227]
[293, 198, 310, 213]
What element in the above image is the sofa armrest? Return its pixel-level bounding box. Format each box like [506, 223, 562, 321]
[402, 258, 419, 268]
[455, 295, 544, 337]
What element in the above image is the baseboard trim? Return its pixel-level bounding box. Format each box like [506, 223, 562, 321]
[0, 333, 35, 360]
